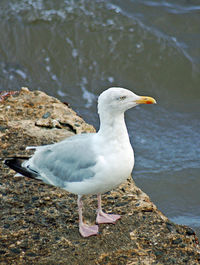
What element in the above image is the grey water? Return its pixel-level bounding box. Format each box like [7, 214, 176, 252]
[0, 0, 200, 237]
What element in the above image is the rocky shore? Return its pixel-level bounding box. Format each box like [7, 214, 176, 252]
[0, 88, 199, 264]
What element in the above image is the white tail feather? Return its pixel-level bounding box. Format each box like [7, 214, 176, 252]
[26, 146, 37, 150]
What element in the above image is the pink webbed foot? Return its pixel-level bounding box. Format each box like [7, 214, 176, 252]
[96, 210, 121, 224]
[79, 223, 99, 237]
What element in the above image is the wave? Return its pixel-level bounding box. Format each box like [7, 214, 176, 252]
[0, 0, 200, 104]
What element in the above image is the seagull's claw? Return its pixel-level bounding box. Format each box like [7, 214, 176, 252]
[96, 211, 121, 224]
[79, 223, 99, 237]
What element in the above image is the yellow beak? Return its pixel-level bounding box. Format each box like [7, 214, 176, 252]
[135, 96, 157, 105]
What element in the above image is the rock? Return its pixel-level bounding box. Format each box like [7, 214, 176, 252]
[0, 88, 199, 264]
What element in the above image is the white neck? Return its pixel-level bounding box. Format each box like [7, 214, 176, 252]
[97, 111, 130, 143]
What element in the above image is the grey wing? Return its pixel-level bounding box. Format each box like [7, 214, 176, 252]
[24, 134, 97, 188]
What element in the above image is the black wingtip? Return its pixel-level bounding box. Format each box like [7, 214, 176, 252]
[4, 157, 39, 180]
[4, 157, 22, 169]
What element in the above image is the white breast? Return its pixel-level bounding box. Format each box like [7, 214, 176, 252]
[65, 136, 134, 195]
[93, 140, 134, 193]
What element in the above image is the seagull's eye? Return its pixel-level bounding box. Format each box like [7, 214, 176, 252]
[118, 96, 126, 101]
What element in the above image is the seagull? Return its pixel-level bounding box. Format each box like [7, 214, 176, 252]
[5, 87, 156, 237]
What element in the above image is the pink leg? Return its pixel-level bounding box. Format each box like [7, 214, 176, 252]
[96, 194, 121, 224]
[78, 195, 98, 237]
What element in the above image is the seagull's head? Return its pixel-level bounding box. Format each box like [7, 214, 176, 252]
[98, 87, 156, 115]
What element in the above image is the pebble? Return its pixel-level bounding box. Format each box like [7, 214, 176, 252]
[26, 252, 37, 257]
[172, 238, 182, 244]
[74, 123, 80, 127]
[42, 112, 51, 119]
[32, 234, 40, 240]
[21, 87, 29, 92]
[2, 150, 9, 155]
[10, 248, 21, 254]
[0, 125, 7, 132]
[186, 227, 195, 236]
[166, 222, 174, 232]
[115, 202, 128, 207]
[4, 223, 10, 229]
[155, 250, 164, 256]
[32, 196, 39, 202]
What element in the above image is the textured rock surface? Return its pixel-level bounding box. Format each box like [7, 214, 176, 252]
[0, 88, 200, 264]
